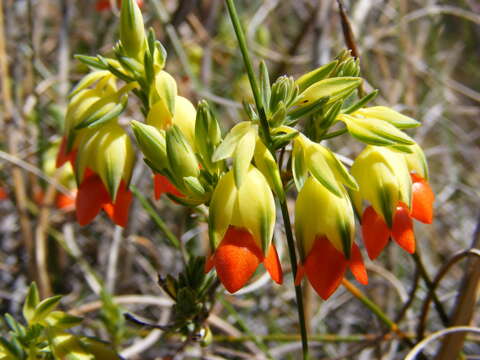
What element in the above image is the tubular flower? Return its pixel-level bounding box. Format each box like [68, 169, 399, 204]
[351, 145, 433, 259]
[74, 124, 135, 227]
[205, 166, 282, 293]
[294, 176, 368, 300]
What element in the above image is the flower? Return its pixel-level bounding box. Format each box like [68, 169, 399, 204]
[294, 176, 368, 300]
[351, 145, 434, 259]
[74, 124, 135, 227]
[205, 166, 282, 293]
[76, 170, 132, 227]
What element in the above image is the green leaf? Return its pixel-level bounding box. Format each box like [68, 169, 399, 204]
[23, 283, 40, 324]
[32, 295, 62, 324]
[45, 311, 83, 330]
[342, 90, 379, 114]
[295, 60, 338, 92]
[75, 55, 108, 70]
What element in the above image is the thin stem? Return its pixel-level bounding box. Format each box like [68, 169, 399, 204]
[279, 198, 309, 360]
[224, 0, 272, 146]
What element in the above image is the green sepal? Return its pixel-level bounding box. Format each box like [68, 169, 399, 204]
[292, 140, 307, 191]
[69, 71, 111, 98]
[75, 95, 127, 130]
[150, 71, 177, 117]
[320, 147, 359, 191]
[212, 121, 251, 162]
[306, 145, 343, 198]
[183, 176, 206, 198]
[232, 127, 257, 188]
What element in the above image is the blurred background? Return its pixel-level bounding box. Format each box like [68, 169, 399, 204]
[0, 0, 479, 359]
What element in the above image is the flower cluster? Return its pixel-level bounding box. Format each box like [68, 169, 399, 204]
[60, 0, 434, 300]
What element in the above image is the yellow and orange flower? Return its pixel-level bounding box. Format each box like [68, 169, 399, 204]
[351, 145, 434, 259]
[205, 166, 282, 293]
[294, 176, 368, 300]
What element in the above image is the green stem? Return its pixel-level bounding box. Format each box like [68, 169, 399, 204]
[279, 199, 310, 360]
[224, 0, 272, 146]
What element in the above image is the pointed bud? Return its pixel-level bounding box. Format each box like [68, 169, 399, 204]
[296, 77, 362, 106]
[353, 106, 420, 129]
[131, 120, 168, 172]
[120, 0, 146, 60]
[195, 100, 222, 172]
[165, 125, 200, 180]
[339, 113, 415, 147]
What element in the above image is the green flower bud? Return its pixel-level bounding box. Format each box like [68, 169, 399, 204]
[130, 120, 167, 172]
[120, 0, 146, 60]
[166, 125, 200, 180]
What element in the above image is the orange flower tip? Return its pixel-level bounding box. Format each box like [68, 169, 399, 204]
[154, 174, 184, 200]
[213, 227, 262, 293]
[361, 206, 390, 260]
[103, 181, 132, 227]
[349, 243, 368, 285]
[305, 236, 348, 300]
[263, 244, 283, 285]
[411, 174, 434, 224]
[76, 175, 110, 226]
[392, 204, 415, 254]
[294, 264, 305, 286]
[204, 254, 215, 273]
